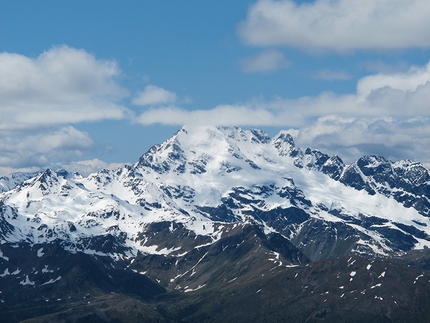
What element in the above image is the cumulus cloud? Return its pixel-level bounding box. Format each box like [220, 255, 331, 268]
[132, 85, 177, 106]
[0, 46, 132, 174]
[137, 59, 430, 164]
[59, 159, 127, 177]
[240, 49, 291, 73]
[357, 61, 430, 97]
[296, 116, 430, 165]
[137, 61, 430, 126]
[0, 45, 129, 129]
[237, 0, 430, 52]
[0, 126, 93, 169]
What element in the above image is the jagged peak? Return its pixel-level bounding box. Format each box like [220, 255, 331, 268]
[273, 130, 295, 145]
[32, 169, 59, 185]
[0, 170, 41, 193]
[272, 131, 303, 161]
[134, 126, 274, 174]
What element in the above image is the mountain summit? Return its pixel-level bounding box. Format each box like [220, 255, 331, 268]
[2, 125, 429, 259]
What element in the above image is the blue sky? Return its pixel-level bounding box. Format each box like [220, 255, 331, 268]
[1, 0, 430, 176]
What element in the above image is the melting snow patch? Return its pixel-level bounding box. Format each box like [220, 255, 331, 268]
[140, 245, 182, 255]
[374, 296, 383, 301]
[414, 274, 424, 284]
[378, 271, 386, 278]
[0, 268, 10, 277]
[366, 264, 372, 270]
[42, 265, 54, 273]
[41, 276, 62, 285]
[184, 284, 206, 293]
[37, 248, 44, 257]
[350, 271, 356, 277]
[131, 269, 147, 275]
[11, 268, 21, 275]
[20, 275, 35, 286]
[0, 249, 9, 261]
[371, 283, 382, 289]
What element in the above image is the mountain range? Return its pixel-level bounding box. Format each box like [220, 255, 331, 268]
[1, 126, 430, 322]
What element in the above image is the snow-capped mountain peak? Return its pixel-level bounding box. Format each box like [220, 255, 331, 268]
[1, 125, 430, 262]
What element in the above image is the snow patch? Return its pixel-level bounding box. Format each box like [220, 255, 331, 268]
[0, 268, 10, 277]
[11, 268, 20, 275]
[42, 265, 54, 273]
[37, 248, 44, 257]
[184, 284, 206, 293]
[20, 275, 35, 286]
[41, 276, 62, 285]
[0, 249, 9, 261]
[414, 274, 424, 284]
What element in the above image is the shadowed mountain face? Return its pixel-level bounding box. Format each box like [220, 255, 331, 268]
[1, 126, 430, 322]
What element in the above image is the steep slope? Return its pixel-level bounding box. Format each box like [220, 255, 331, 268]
[0, 171, 40, 193]
[1, 126, 430, 261]
[0, 241, 166, 323]
[157, 255, 430, 323]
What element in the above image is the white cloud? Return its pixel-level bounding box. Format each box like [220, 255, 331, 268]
[132, 85, 177, 106]
[0, 45, 129, 129]
[311, 69, 352, 81]
[137, 104, 279, 127]
[136, 60, 430, 164]
[238, 0, 430, 52]
[0, 158, 126, 178]
[137, 58, 430, 124]
[296, 116, 430, 164]
[59, 159, 127, 177]
[0, 126, 93, 169]
[0, 166, 42, 179]
[240, 49, 291, 73]
[357, 61, 430, 97]
[0, 46, 133, 174]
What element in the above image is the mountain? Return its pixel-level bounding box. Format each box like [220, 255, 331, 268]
[0, 171, 41, 193]
[1, 125, 430, 322]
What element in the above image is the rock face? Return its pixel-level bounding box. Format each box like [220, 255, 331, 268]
[2, 125, 430, 259]
[1, 126, 430, 322]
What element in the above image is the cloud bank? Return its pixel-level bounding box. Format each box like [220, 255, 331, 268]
[237, 0, 430, 52]
[137, 60, 430, 164]
[0, 46, 129, 173]
[0, 45, 128, 129]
